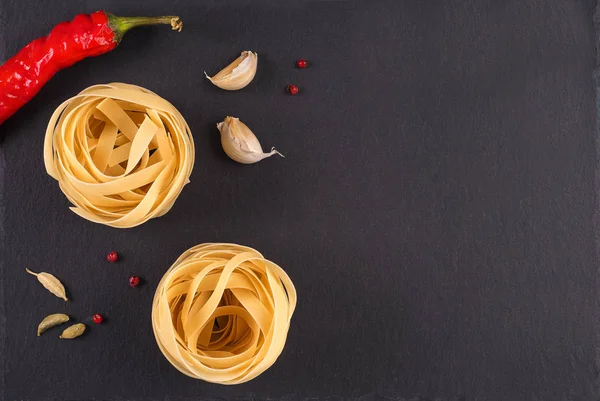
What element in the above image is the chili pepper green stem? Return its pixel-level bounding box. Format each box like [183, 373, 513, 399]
[107, 13, 183, 42]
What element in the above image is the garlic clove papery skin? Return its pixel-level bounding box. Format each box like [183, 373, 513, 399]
[217, 117, 284, 164]
[205, 51, 258, 91]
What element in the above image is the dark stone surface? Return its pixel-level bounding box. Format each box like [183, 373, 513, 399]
[0, 1, 598, 400]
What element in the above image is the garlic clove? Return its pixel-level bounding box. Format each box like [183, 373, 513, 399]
[217, 116, 284, 164]
[205, 51, 258, 91]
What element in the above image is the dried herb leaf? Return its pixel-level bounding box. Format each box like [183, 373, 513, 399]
[59, 323, 86, 339]
[25, 268, 68, 301]
[37, 313, 69, 336]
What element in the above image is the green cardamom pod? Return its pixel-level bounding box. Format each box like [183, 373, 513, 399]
[26, 268, 68, 301]
[37, 313, 70, 336]
[59, 323, 86, 339]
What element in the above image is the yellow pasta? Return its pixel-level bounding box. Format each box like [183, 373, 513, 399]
[44, 83, 194, 228]
[152, 243, 297, 384]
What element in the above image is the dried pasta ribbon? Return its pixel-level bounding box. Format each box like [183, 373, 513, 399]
[44, 83, 194, 228]
[152, 243, 297, 384]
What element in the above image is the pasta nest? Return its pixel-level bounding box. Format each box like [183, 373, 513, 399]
[44, 83, 194, 228]
[152, 243, 297, 384]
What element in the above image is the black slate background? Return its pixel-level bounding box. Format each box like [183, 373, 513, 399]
[0, 1, 599, 400]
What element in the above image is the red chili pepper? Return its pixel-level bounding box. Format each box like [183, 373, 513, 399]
[0, 11, 182, 125]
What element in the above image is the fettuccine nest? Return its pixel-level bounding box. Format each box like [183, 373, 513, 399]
[44, 83, 194, 228]
[152, 243, 297, 384]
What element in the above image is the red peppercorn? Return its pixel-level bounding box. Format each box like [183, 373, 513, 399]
[287, 85, 299, 95]
[92, 314, 103, 324]
[106, 251, 118, 263]
[296, 59, 308, 68]
[129, 276, 140, 287]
